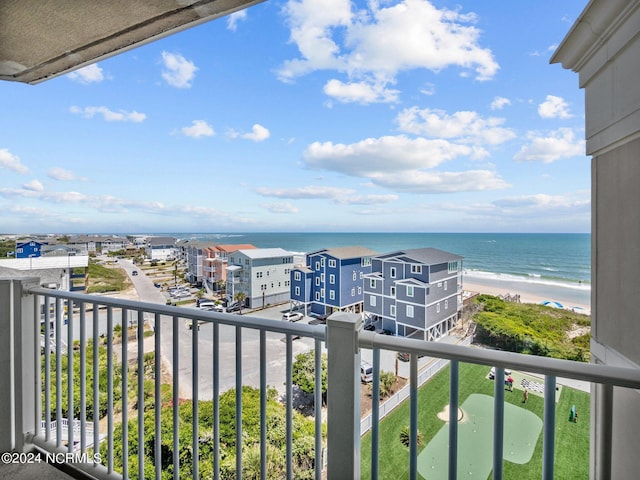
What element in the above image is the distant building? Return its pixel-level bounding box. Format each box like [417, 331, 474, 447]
[15, 240, 46, 258]
[363, 248, 463, 341]
[202, 244, 257, 292]
[226, 248, 294, 309]
[0, 255, 90, 292]
[290, 246, 377, 316]
[145, 236, 176, 261]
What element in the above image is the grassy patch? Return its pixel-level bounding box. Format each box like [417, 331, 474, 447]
[361, 362, 590, 479]
[86, 260, 132, 293]
[473, 295, 591, 361]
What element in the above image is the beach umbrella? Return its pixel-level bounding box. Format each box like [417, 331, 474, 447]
[541, 300, 563, 308]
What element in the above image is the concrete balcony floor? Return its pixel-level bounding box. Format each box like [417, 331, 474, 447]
[0, 460, 87, 480]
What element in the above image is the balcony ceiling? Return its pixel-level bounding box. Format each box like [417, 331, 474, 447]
[0, 0, 263, 84]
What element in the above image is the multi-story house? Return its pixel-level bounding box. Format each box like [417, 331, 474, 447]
[290, 246, 377, 316]
[363, 248, 463, 341]
[226, 248, 294, 309]
[145, 236, 176, 261]
[202, 244, 257, 292]
[180, 241, 210, 286]
[15, 240, 45, 258]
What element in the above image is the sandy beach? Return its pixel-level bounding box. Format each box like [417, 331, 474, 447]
[463, 278, 591, 315]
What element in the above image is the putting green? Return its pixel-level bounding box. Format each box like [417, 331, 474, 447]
[417, 394, 542, 479]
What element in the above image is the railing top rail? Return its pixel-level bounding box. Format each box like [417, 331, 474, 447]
[28, 286, 327, 340]
[359, 331, 640, 390]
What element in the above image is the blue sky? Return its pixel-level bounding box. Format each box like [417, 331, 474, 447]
[0, 0, 590, 234]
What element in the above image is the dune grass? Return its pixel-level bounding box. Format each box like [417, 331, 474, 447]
[361, 362, 590, 479]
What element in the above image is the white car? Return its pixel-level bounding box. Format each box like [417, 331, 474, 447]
[282, 311, 304, 322]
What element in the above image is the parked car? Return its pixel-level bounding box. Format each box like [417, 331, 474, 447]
[282, 311, 304, 322]
[132, 270, 138, 276]
[488, 367, 512, 379]
[363, 323, 376, 331]
[360, 361, 373, 383]
[198, 301, 215, 310]
[226, 302, 242, 313]
[153, 283, 161, 288]
[397, 352, 410, 362]
[376, 328, 394, 335]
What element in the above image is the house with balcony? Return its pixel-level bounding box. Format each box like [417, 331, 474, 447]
[363, 248, 463, 341]
[290, 246, 377, 316]
[226, 248, 294, 308]
[203, 244, 257, 292]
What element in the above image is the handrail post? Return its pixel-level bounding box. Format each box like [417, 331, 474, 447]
[0, 278, 39, 453]
[326, 312, 362, 479]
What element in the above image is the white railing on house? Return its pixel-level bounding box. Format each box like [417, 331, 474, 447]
[2, 278, 640, 480]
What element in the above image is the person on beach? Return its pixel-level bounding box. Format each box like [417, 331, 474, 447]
[507, 375, 514, 392]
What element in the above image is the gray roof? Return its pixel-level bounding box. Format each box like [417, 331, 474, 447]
[308, 246, 378, 260]
[147, 236, 176, 246]
[238, 248, 293, 259]
[377, 248, 462, 265]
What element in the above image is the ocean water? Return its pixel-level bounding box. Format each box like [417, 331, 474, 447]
[168, 232, 591, 306]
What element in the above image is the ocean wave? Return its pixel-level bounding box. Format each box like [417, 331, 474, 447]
[464, 269, 590, 291]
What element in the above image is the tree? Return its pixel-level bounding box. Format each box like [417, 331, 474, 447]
[292, 351, 327, 404]
[370, 371, 396, 399]
[234, 291, 247, 313]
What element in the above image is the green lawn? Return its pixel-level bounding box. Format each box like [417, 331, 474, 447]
[361, 362, 590, 479]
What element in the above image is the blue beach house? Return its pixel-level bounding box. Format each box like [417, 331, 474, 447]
[363, 248, 463, 341]
[290, 246, 377, 317]
[15, 240, 45, 258]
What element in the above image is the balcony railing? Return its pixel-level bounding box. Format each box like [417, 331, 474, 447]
[2, 277, 640, 479]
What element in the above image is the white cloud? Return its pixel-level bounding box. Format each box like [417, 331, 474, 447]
[304, 135, 487, 177]
[227, 10, 247, 31]
[538, 95, 572, 119]
[323, 79, 400, 104]
[493, 193, 589, 212]
[161, 51, 198, 88]
[490, 96, 511, 110]
[22, 179, 44, 191]
[48, 167, 81, 181]
[262, 202, 299, 213]
[243, 124, 271, 142]
[255, 185, 354, 200]
[395, 107, 515, 145]
[69, 105, 146, 122]
[278, 0, 498, 103]
[178, 120, 215, 138]
[0, 148, 29, 173]
[67, 63, 105, 84]
[336, 194, 399, 205]
[371, 169, 509, 193]
[514, 128, 585, 163]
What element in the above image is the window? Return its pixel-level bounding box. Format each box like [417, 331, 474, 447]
[361, 257, 371, 267]
[370, 279, 376, 288]
[316, 277, 320, 286]
[315, 261, 320, 270]
[315, 292, 320, 301]
[390, 267, 396, 278]
[295, 286, 300, 296]
[445, 299, 448, 310]
[353, 271, 357, 281]
[411, 264, 422, 274]
[329, 290, 335, 300]
[437, 303, 441, 313]
[329, 274, 335, 284]
[370, 296, 376, 307]
[448, 261, 459, 273]
[357, 286, 361, 294]
[390, 305, 396, 317]
[321, 288, 325, 298]
[407, 285, 414, 297]
[390, 286, 396, 297]
[444, 280, 447, 291]
[351, 288, 355, 296]
[407, 305, 414, 318]
[321, 257, 325, 267]
[329, 259, 336, 268]
[321, 273, 325, 282]
[360, 272, 363, 279]
[294, 272, 301, 281]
